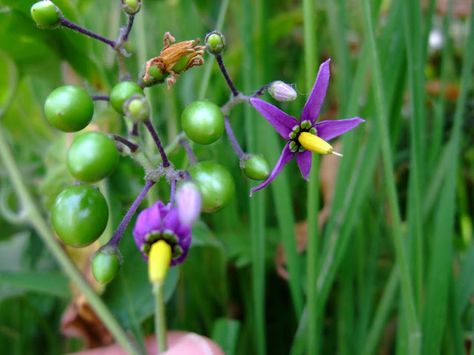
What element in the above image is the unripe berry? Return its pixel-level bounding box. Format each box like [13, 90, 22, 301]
[31, 1, 61, 29]
[92, 247, 121, 284]
[181, 101, 224, 145]
[121, 0, 142, 15]
[110, 81, 143, 115]
[123, 94, 149, 122]
[205, 31, 226, 55]
[242, 155, 270, 180]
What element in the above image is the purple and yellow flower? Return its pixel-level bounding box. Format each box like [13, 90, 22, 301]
[133, 201, 193, 266]
[250, 59, 364, 194]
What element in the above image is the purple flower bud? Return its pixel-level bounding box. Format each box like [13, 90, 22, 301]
[176, 182, 201, 226]
[133, 201, 193, 266]
[268, 81, 297, 102]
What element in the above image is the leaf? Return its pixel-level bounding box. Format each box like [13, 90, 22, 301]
[0, 51, 18, 117]
[211, 318, 240, 355]
[0, 271, 70, 298]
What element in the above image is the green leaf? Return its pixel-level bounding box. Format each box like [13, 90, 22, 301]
[211, 318, 240, 355]
[0, 271, 70, 298]
[0, 51, 18, 117]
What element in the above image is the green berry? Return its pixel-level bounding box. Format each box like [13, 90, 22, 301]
[243, 155, 270, 180]
[67, 132, 120, 183]
[121, 0, 141, 15]
[190, 161, 235, 213]
[92, 248, 121, 284]
[31, 1, 61, 29]
[181, 101, 224, 145]
[110, 81, 143, 114]
[51, 185, 109, 247]
[205, 31, 226, 55]
[123, 94, 149, 122]
[44, 86, 94, 132]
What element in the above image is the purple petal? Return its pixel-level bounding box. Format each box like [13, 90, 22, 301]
[296, 150, 312, 180]
[315, 117, 365, 141]
[133, 202, 163, 241]
[250, 144, 294, 195]
[301, 59, 331, 123]
[162, 207, 180, 233]
[250, 98, 297, 138]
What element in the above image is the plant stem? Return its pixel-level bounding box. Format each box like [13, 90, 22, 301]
[0, 129, 139, 355]
[121, 15, 135, 43]
[215, 54, 239, 96]
[144, 119, 170, 168]
[108, 180, 155, 247]
[92, 95, 110, 101]
[179, 138, 197, 165]
[59, 17, 116, 48]
[224, 116, 245, 159]
[112, 134, 139, 153]
[154, 282, 168, 353]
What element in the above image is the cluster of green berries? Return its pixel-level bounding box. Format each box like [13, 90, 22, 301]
[32, 0, 270, 284]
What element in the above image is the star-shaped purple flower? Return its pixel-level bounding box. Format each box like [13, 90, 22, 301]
[250, 59, 364, 194]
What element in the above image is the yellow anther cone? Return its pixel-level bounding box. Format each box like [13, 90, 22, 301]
[148, 240, 172, 284]
[298, 132, 333, 155]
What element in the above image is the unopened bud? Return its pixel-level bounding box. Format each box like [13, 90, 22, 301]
[268, 81, 297, 102]
[123, 94, 149, 122]
[205, 31, 226, 55]
[121, 0, 142, 15]
[176, 182, 201, 226]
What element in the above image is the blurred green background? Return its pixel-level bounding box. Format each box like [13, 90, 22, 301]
[0, 0, 473, 354]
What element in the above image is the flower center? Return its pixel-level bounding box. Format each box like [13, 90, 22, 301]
[288, 120, 317, 153]
[142, 230, 184, 259]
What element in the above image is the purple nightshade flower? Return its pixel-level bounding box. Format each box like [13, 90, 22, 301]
[250, 59, 364, 194]
[133, 200, 193, 266]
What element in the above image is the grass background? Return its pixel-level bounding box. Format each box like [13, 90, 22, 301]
[0, 0, 473, 354]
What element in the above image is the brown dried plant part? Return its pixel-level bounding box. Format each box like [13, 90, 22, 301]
[143, 32, 205, 88]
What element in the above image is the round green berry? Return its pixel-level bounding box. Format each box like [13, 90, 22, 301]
[31, 1, 61, 29]
[44, 86, 94, 132]
[110, 81, 143, 114]
[243, 155, 270, 180]
[205, 31, 225, 55]
[121, 0, 141, 15]
[67, 131, 120, 183]
[181, 101, 224, 145]
[190, 161, 235, 213]
[124, 94, 149, 122]
[92, 248, 121, 284]
[51, 185, 109, 247]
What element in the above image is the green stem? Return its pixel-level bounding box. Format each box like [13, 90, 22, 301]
[154, 282, 167, 353]
[302, 0, 320, 354]
[0, 128, 139, 355]
[361, 0, 420, 353]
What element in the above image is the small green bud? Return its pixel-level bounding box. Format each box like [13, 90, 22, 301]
[30, 1, 62, 29]
[123, 94, 149, 122]
[205, 31, 226, 55]
[243, 155, 270, 180]
[121, 0, 142, 15]
[91, 247, 121, 284]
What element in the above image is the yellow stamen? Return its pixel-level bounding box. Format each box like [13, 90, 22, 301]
[298, 132, 334, 155]
[148, 240, 172, 284]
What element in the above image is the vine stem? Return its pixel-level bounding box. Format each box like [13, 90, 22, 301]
[112, 134, 139, 153]
[179, 138, 197, 165]
[224, 116, 245, 159]
[144, 119, 170, 168]
[215, 54, 239, 96]
[107, 180, 155, 247]
[59, 17, 116, 49]
[0, 128, 139, 355]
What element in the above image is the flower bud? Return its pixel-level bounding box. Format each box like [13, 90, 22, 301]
[205, 31, 226, 55]
[121, 0, 142, 15]
[268, 81, 297, 102]
[30, 1, 62, 29]
[123, 94, 149, 122]
[91, 247, 121, 285]
[242, 154, 270, 180]
[176, 182, 201, 226]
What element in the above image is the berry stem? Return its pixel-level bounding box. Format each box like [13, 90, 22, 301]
[59, 17, 117, 49]
[108, 179, 155, 247]
[144, 119, 171, 168]
[216, 54, 239, 96]
[253, 84, 270, 97]
[179, 137, 197, 165]
[224, 115, 245, 159]
[169, 179, 177, 205]
[112, 134, 139, 153]
[92, 94, 110, 101]
[122, 15, 135, 43]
